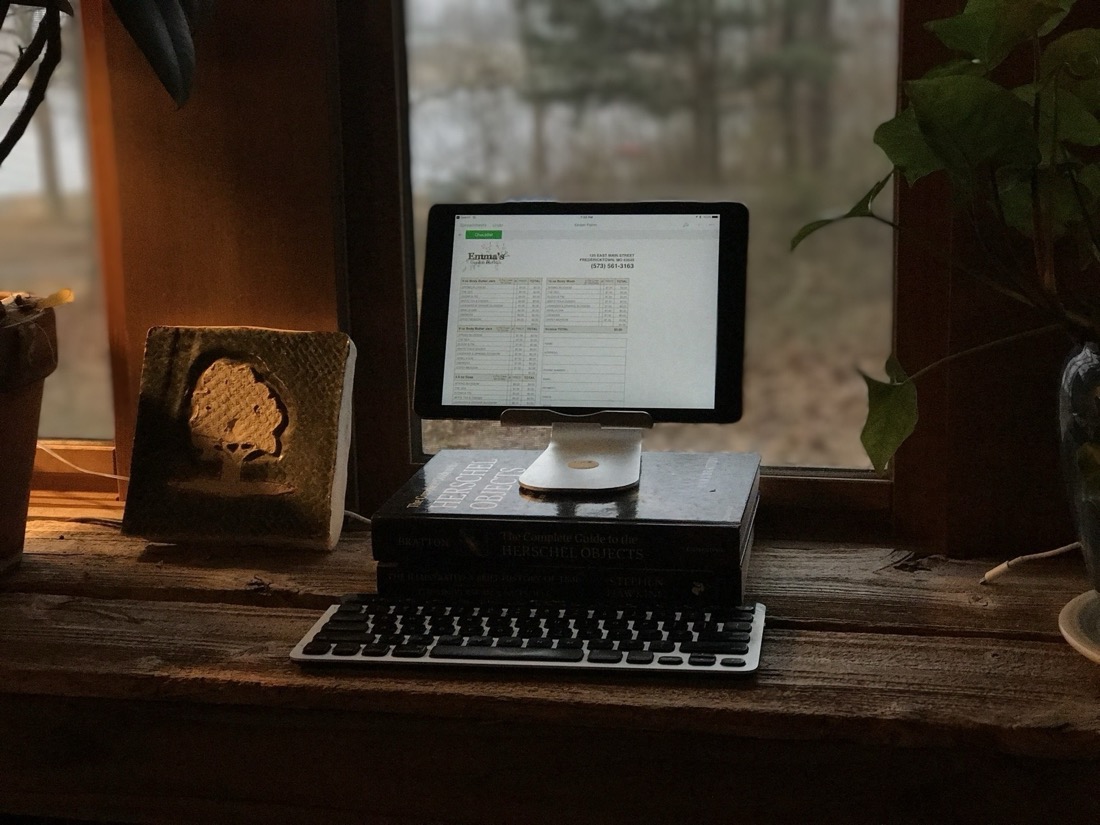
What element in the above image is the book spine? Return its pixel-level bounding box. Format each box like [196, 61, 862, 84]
[376, 564, 746, 605]
[370, 517, 743, 570]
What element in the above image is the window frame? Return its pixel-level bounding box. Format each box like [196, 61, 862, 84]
[36, 0, 896, 529]
[372, 0, 895, 530]
[49, 0, 1096, 555]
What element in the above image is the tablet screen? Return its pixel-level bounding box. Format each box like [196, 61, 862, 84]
[415, 202, 747, 423]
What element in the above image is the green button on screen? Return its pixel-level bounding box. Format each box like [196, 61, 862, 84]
[465, 230, 502, 239]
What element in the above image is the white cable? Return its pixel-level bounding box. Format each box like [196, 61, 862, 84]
[35, 448, 374, 525]
[978, 541, 1081, 585]
[35, 444, 130, 481]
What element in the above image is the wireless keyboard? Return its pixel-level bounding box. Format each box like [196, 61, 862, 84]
[290, 594, 765, 675]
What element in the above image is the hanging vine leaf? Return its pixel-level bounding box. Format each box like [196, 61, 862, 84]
[925, 0, 1073, 72]
[108, 0, 209, 106]
[789, 173, 893, 251]
[859, 356, 918, 477]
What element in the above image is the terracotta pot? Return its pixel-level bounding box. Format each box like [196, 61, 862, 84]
[0, 307, 57, 572]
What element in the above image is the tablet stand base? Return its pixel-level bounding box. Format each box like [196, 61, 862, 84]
[500, 410, 653, 493]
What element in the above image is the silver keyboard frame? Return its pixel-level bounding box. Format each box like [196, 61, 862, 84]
[290, 600, 765, 675]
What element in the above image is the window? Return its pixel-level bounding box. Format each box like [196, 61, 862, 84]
[69, 0, 1099, 554]
[1, 2, 113, 440]
[404, 0, 898, 471]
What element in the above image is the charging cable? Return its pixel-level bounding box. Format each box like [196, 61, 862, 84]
[36, 444, 130, 480]
[978, 541, 1081, 585]
[33, 444, 371, 526]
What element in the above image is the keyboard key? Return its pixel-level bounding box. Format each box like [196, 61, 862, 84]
[325, 617, 368, 629]
[647, 640, 676, 653]
[331, 643, 361, 656]
[302, 641, 331, 656]
[681, 641, 750, 655]
[688, 653, 717, 666]
[697, 631, 751, 644]
[587, 639, 614, 650]
[430, 645, 584, 662]
[316, 629, 371, 643]
[587, 650, 623, 664]
[658, 656, 683, 666]
[497, 637, 524, 648]
[720, 657, 747, 668]
[465, 636, 494, 647]
[360, 643, 390, 656]
[392, 645, 428, 658]
[626, 651, 654, 665]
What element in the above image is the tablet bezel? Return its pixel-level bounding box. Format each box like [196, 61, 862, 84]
[414, 201, 747, 424]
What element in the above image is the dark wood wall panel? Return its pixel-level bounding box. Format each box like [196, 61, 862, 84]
[84, 1, 342, 483]
[334, 1, 420, 515]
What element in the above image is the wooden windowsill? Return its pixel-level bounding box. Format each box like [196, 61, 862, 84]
[2, 498, 1099, 823]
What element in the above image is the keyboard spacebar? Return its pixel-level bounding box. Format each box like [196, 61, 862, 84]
[430, 644, 585, 662]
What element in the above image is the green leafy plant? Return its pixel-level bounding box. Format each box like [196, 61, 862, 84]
[1, 0, 212, 166]
[792, 0, 1100, 475]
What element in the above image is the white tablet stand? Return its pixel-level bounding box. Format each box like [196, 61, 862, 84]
[500, 409, 654, 493]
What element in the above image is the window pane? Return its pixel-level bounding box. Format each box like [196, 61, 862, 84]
[406, 0, 896, 469]
[0, 2, 113, 438]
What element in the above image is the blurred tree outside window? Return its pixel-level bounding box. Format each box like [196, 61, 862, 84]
[0, 0, 113, 439]
[406, 0, 898, 470]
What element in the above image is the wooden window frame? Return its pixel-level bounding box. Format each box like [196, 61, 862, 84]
[40, 0, 1095, 555]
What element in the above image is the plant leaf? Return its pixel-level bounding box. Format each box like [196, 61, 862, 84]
[874, 107, 945, 185]
[1014, 84, 1100, 163]
[926, 0, 1072, 72]
[178, 0, 215, 29]
[922, 58, 987, 80]
[1041, 28, 1100, 113]
[859, 355, 917, 477]
[790, 173, 893, 251]
[905, 75, 1040, 192]
[108, 0, 198, 106]
[997, 164, 1084, 240]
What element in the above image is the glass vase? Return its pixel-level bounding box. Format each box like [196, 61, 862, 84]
[1059, 341, 1100, 593]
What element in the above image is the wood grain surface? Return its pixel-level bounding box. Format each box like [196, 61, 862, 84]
[4, 515, 1099, 823]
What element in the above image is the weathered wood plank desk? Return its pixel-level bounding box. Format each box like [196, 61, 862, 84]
[3, 496, 1099, 823]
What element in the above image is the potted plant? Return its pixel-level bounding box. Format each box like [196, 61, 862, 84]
[793, 1, 1098, 541]
[0, 293, 66, 570]
[1, 1, 208, 569]
[2, 1, 210, 165]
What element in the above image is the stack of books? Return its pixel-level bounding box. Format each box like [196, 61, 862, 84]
[370, 449, 761, 606]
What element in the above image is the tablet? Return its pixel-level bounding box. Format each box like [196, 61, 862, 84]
[414, 201, 748, 423]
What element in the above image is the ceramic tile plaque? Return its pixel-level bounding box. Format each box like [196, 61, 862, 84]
[122, 326, 356, 550]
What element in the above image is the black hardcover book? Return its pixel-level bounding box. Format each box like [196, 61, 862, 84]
[371, 450, 760, 573]
[376, 562, 751, 605]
